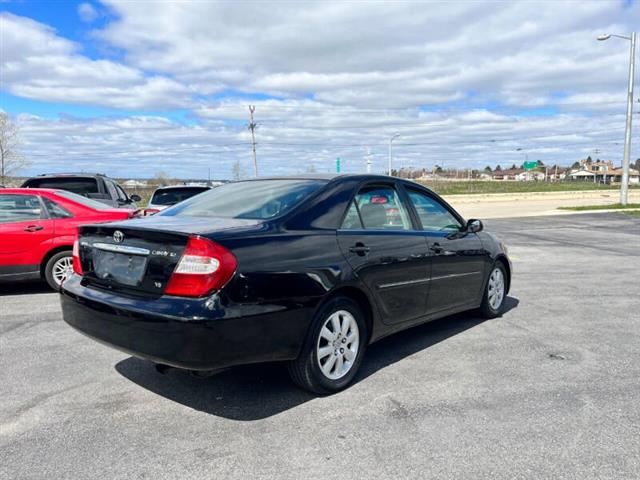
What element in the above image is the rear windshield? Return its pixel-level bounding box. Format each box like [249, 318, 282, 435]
[150, 187, 209, 206]
[54, 191, 112, 210]
[160, 179, 326, 219]
[24, 177, 99, 195]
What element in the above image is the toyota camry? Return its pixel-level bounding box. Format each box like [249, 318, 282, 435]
[60, 174, 511, 394]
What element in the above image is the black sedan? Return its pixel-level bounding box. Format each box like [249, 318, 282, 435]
[61, 174, 511, 394]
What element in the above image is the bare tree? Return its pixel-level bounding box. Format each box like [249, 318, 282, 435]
[0, 113, 27, 185]
[151, 170, 174, 186]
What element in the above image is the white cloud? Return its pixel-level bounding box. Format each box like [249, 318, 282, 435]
[15, 104, 635, 180]
[0, 13, 193, 109]
[77, 3, 99, 23]
[94, 0, 640, 108]
[4, 2, 640, 177]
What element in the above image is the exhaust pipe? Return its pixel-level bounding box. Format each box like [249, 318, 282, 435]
[189, 368, 229, 378]
[154, 363, 173, 375]
[154, 363, 228, 378]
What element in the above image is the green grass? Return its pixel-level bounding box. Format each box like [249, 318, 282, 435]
[624, 210, 640, 217]
[558, 203, 640, 211]
[414, 180, 639, 196]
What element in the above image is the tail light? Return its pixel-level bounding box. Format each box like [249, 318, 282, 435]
[164, 236, 237, 297]
[72, 238, 83, 276]
[143, 208, 161, 216]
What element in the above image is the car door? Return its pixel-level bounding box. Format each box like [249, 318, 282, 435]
[40, 196, 77, 244]
[337, 183, 431, 325]
[403, 187, 487, 314]
[0, 194, 54, 274]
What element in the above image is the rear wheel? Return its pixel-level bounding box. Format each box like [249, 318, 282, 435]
[288, 296, 367, 394]
[44, 251, 73, 291]
[480, 262, 507, 318]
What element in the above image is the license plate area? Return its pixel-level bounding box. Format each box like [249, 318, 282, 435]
[93, 249, 148, 287]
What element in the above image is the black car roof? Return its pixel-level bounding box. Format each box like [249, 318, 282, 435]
[240, 173, 402, 182]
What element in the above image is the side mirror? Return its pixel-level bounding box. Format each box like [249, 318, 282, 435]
[466, 219, 483, 233]
[129, 194, 142, 202]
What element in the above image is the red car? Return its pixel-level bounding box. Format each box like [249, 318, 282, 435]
[0, 188, 136, 290]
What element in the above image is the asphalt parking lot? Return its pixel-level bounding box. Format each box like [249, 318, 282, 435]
[1, 213, 639, 479]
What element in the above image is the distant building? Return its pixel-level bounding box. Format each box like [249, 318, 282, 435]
[491, 168, 524, 181]
[123, 179, 148, 187]
[568, 159, 640, 184]
[547, 166, 570, 181]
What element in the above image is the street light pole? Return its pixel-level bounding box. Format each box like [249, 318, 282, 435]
[598, 32, 636, 205]
[388, 133, 400, 176]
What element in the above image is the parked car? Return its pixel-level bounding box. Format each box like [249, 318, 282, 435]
[144, 185, 211, 215]
[21, 173, 141, 209]
[0, 188, 137, 290]
[60, 174, 511, 394]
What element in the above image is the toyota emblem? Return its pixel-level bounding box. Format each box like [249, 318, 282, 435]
[113, 230, 124, 243]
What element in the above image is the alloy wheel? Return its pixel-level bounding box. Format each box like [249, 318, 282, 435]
[488, 267, 505, 311]
[316, 310, 360, 380]
[52, 256, 73, 286]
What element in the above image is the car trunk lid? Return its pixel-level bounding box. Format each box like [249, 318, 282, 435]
[77, 216, 260, 297]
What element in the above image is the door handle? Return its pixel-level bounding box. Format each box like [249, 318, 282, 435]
[430, 243, 444, 254]
[24, 225, 44, 232]
[349, 242, 370, 256]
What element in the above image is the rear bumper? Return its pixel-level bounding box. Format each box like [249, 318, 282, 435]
[60, 275, 312, 371]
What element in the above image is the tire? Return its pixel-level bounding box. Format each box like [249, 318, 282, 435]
[479, 261, 507, 319]
[288, 296, 367, 395]
[44, 251, 73, 291]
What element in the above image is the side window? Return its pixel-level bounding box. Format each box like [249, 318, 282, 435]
[407, 189, 462, 232]
[42, 197, 73, 219]
[347, 185, 411, 230]
[0, 194, 44, 224]
[341, 201, 363, 229]
[115, 185, 128, 202]
[104, 181, 118, 201]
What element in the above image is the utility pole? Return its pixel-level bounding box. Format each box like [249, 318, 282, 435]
[621, 33, 636, 204]
[597, 32, 636, 204]
[388, 133, 400, 176]
[248, 105, 258, 177]
[365, 147, 373, 173]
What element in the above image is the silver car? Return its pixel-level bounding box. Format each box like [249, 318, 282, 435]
[144, 185, 211, 215]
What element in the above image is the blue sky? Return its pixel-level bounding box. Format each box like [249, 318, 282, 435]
[1, 1, 639, 178]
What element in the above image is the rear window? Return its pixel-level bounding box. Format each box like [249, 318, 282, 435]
[0, 194, 43, 223]
[160, 180, 326, 220]
[150, 187, 209, 206]
[54, 191, 112, 210]
[24, 177, 99, 195]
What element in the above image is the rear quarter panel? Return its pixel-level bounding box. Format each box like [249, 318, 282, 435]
[214, 228, 378, 356]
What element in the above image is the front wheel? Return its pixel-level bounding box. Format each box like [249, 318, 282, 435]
[479, 262, 507, 318]
[288, 296, 367, 395]
[44, 251, 73, 291]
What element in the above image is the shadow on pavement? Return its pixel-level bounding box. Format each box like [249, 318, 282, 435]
[0, 281, 53, 296]
[116, 296, 519, 421]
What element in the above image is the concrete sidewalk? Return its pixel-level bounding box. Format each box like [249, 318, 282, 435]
[444, 189, 640, 219]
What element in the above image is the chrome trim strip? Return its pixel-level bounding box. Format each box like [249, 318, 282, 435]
[431, 271, 482, 281]
[92, 243, 150, 256]
[378, 278, 431, 289]
[378, 271, 482, 289]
